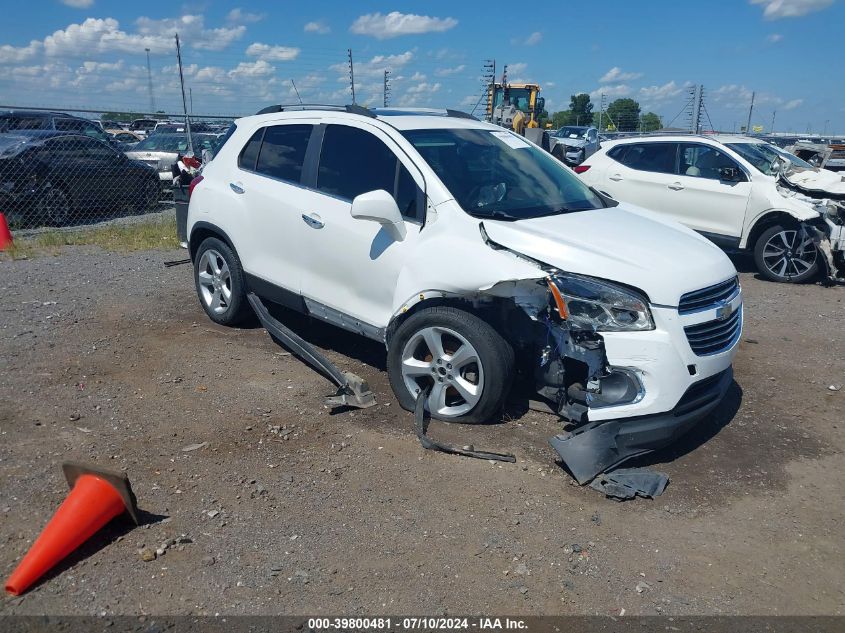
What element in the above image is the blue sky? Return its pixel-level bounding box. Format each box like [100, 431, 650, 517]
[1, 0, 842, 133]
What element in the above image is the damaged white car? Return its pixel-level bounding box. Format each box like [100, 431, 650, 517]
[187, 106, 741, 482]
[576, 135, 845, 283]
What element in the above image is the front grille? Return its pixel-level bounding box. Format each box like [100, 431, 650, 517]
[684, 306, 742, 356]
[678, 277, 739, 314]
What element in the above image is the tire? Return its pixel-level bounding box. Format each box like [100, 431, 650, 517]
[193, 237, 251, 326]
[36, 183, 72, 227]
[753, 224, 819, 283]
[387, 306, 514, 424]
[552, 145, 565, 162]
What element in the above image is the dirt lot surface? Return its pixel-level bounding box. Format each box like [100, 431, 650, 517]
[1, 247, 843, 616]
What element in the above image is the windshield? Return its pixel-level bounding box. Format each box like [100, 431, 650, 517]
[492, 88, 533, 114]
[727, 142, 813, 175]
[554, 127, 588, 139]
[132, 133, 217, 153]
[402, 127, 604, 220]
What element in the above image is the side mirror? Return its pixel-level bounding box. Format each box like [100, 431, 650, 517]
[719, 167, 741, 182]
[350, 189, 407, 242]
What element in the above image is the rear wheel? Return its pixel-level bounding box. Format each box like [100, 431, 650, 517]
[754, 224, 819, 283]
[193, 237, 251, 325]
[387, 306, 514, 424]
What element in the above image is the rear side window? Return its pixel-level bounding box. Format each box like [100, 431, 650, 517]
[317, 125, 421, 220]
[615, 142, 677, 174]
[255, 125, 312, 183]
[238, 129, 263, 171]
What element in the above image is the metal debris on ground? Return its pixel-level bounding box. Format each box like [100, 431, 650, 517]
[413, 385, 516, 463]
[247, 293, 376, 410]
[589, 468, 669, 501]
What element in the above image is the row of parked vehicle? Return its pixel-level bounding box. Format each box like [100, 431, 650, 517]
[0, 109, 227, 228]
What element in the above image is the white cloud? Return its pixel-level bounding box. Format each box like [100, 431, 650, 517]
[435, 64, 465, 76]
[304, 20, 330, 34]
[638, 81, 684, 101]
[226, 8, 265, 24]
[407, 82, 441, 95]
[599, 66, 643, 83]
[0, 40, 41, 63]
[246, 42, 300, 61]
[506, 62, 528, 76]
[42, 15, 245, 57]
[332, 51, 414, 78]
[350, 11, 458, 39]
[590, 84, 631, 99]
[410, 71, 426, 81]
[228, 60, 275, 79]
[751, 0, 834, 19]
[767, 32, 784, 42]
[524, 31, 542, 46]
[783, 98, 803, 110]
[60, 0, 94, 7]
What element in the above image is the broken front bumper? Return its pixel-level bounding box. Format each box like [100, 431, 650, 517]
[550, 367, 732, 484]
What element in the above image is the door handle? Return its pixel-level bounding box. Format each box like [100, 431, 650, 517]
[301, 213, 324, 229]
[229, 182, 244, 194]
[668, 182, 685, 191]
[609, 174, 623, 181]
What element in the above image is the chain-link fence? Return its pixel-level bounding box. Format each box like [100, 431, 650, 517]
[0, 109, 234, 233]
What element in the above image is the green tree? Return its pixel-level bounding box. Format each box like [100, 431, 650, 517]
[641, 112, 662, 132]
[605, 98, 641, 132]
[569, 93, 593, 126]
[551, 110, 573, 128]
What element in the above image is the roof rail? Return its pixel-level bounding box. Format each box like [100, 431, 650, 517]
[254, 103, 376, 118]
[445, 109, 477, 120]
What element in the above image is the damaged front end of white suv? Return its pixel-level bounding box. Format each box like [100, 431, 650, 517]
[776, 167, 845, 283]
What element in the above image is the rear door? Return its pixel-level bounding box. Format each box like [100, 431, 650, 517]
[671, 142, 752, 241]
[233, 121, 315, 301]
[296, 121, 426, 328]
[600, 142, 680, 220]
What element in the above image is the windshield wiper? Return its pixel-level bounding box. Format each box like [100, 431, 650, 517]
[474, 210, 521, 221]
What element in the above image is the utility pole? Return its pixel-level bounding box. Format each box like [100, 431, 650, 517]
[174, 33, 193, 155]
[770, 110, 776, 134]
[290, 78, 302, 104]
[692, 85, 703, 134]
[745, 91, 755, 135]
[189, 87, 193, 116]
[347, 48, 356, 105]
[475, 59, 495, 119]
[145, 47, 156, 114]
[383, 69, 391, 107]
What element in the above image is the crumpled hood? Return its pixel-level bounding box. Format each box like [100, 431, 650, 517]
[554, 137, 587, 149]
[782, 168, 845, 196]
[482, 204, 736, 306]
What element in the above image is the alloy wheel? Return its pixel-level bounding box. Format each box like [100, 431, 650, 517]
[197, 249, 232, 314]
[761, 229, 817, 280]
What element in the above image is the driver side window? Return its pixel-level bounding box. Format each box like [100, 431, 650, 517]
[680, 143, 741, 180]
[316, 125, 423, 222]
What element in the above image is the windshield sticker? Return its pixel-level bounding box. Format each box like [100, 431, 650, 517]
[490, 130, 530, 149]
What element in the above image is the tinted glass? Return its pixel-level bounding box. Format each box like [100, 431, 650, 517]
[82, 138, 117, 160]
[618, 143, 677, 174]
[54, 119, 84, 132]
[0, 116, 49, 131]
[679, 143, 738, 179]
[255, 125, 312, 182]
[402, 128, 604, 220]
[318, 125, 397, 200]
[238, 129, 263, 170]
[396, 164, 420, 221]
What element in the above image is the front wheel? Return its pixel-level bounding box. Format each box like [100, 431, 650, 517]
[387, 306, 514, 424]
[754, 224, 819, 283]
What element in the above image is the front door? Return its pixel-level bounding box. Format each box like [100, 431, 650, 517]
[296, 121, 426, 329]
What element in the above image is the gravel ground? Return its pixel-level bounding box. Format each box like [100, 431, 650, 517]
[0, 247, 843, 616]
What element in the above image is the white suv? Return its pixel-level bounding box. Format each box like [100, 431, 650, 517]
[576, 134, 845, 283]
[187, 106, 741, 476]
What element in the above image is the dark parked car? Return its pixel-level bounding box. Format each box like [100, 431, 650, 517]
[0, 131, 160, 227]
[0, 110, 119, 147]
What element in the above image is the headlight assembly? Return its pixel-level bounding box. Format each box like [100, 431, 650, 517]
[548, 274, 654, 332]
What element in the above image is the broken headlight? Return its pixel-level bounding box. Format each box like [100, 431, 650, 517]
[549, 274, 654, 332]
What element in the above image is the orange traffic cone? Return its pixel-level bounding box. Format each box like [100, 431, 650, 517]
[4, 462, 139, 595]
[0, 213, 12, 251]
